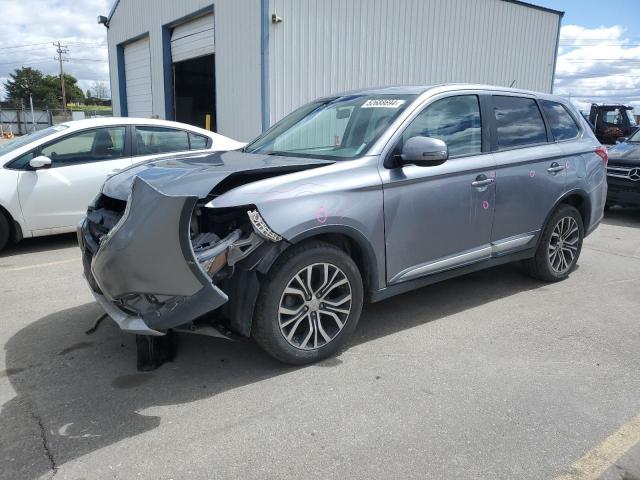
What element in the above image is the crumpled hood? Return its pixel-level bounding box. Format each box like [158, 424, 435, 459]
[102, 150, 334, 200]
[607, 142, 640, 167]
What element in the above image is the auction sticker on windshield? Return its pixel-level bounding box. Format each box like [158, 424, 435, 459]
[361, 99, 406, 108]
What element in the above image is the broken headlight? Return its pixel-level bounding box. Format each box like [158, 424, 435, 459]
[247, 209, 282, 242]
[193, 230, 242, 277]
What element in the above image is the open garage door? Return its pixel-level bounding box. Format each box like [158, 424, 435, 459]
[171, 13, 214, 62]
[171, 13, 215, 130]
[124, 37, 153, 118]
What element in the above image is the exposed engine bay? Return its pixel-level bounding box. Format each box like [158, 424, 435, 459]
[79, 176, 287, 342]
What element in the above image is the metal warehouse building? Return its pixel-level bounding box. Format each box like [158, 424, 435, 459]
[104, 0, 563, 141]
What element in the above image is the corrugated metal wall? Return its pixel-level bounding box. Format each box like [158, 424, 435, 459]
[214, 0, 262, 140]
[267, 0, 561, 124]
[107, 0, 262, 141]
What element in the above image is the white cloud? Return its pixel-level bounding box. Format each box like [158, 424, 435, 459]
[0, 0, 112, 101]
[554, 24, 640, 114]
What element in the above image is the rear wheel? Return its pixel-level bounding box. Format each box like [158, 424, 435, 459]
[524, 204, 584, 282]
[253, 241, 364, 365]
[0, 213, 10, 253]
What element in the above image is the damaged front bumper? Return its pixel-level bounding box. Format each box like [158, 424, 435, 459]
[79, 177, 267, 336]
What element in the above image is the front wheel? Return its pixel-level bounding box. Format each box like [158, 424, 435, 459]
[524, 204, 584, 282]
[0, 213, 10, 253]
[253, 241, 364, 365]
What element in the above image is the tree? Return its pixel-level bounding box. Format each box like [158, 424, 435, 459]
[3, 67, 49, 106]
[43, 74, 85, 105]
[91, 81, 109, 100]
[86, 89, 92, 99]
[3, 67, 85, 108]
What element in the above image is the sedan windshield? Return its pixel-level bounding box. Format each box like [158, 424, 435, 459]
[0, 125, 68, 158]
[245, 94, 417, 159]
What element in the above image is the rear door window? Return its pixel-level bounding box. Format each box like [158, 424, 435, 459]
[492, 96, 548, 149]
[540, 100, 580, 141]
[135, 127, 190, 155]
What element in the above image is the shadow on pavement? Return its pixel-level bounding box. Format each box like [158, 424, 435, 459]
[602, 206, 640, 228]
[0, 233, 77, 258]
[1, 263, 545, 479]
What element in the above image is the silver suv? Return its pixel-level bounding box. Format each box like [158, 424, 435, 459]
[79, 84, 608, 365]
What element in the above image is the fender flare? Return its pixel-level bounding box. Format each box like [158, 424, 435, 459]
[537, 188, 591, 248]
[288, 224, 381, 293]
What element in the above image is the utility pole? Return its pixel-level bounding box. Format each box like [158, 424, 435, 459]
[53, 41, 69, 120]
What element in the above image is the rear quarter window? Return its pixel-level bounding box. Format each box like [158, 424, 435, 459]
[540, 100, 580, 141]
[189, 133, 209, 150]
[493, 96, 548, 149]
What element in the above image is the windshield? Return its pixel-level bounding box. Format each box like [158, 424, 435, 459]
[626, 109, 637, 127]
[245, 94, 417, 159]
[0, 125, 68, 158]
[628, 128, 640, 142]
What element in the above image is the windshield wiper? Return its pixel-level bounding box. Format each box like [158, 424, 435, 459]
[265, 151, 291, 156]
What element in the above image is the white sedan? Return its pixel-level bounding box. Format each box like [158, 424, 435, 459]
[0, 117, 244, 251]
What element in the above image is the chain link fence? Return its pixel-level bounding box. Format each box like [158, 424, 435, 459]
[0, 107, 113, 136]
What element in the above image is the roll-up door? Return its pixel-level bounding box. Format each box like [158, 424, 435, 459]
[171, 13, 214, 63]
[124, 37, 152, 118]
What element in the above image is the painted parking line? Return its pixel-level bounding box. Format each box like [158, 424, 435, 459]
[0, 259, 76, 273]
[555, 413, 640, 480]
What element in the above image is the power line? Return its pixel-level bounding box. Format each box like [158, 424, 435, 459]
[0, 42, 52, 50]
[0, 59, 56, 67]
[0, 40, 105, 50]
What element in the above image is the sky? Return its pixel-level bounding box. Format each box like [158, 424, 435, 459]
[0, 0, 111, 100]
[0, 0, 638, 113]
[537, 0, 640, 111]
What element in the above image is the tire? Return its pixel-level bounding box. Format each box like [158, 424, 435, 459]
[253, 241, 364, 365]
[523, 204, 584, 282]
[0, 212, 10, 253]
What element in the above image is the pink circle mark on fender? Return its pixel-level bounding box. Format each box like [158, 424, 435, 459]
[482, 200, 489, 210]
[316, 206, 328, 224]
[529, 170, 536, 178]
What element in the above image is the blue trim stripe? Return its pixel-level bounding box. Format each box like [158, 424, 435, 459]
[161, 26, 174, 120]
[260, 0, 270, 131]
[116, 44, 128, 116]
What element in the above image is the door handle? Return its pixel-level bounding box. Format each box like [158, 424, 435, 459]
[547, 162, 565, 174]
[471, 177, 495, 187]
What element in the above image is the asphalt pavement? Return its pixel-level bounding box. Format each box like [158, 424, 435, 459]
[0, 208, 639, 480]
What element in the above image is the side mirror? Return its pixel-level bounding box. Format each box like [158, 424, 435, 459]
[29, 156, 52, 169]
[616, 137, 628, 144]
[400, 136, 448, 166]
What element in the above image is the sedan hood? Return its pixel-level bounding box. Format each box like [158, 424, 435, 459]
[102, 150, 335, 200]
[607, 142, 640, 167]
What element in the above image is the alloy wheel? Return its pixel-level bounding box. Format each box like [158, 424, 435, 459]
[278, 263, 352, 350]
[548, 216, 579, 274]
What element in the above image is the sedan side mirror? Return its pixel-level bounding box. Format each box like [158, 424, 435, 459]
[616, 137, 628, 144]
[29, 156, 52, 169]
[401, 136, 448, 166]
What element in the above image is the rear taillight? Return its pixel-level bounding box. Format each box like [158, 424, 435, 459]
[595, 146, 608, 166]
